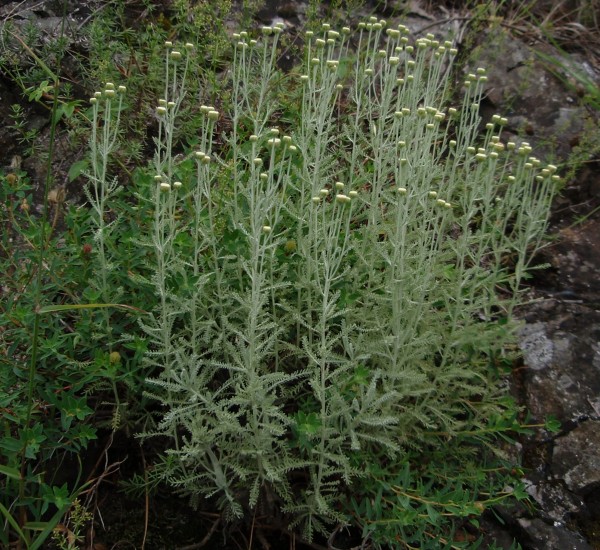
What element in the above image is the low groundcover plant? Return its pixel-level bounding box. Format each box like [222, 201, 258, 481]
[88, 16, 558, 548]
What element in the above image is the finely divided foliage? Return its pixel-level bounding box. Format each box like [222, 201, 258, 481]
[90, 17, 557, 546]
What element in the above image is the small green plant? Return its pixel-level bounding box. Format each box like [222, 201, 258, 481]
[0, 167, 101, 549]
[51, 499, 92, 550]
[82, 16, 559, 547]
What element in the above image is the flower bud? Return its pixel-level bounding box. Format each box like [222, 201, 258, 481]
[335, 194, 351, 203]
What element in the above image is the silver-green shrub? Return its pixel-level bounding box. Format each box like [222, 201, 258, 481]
[92, 17, 558, 546]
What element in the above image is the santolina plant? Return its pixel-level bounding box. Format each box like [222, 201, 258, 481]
[89, 17, 558, 547]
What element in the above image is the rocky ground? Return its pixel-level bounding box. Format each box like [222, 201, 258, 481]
[1, 0, 599, 548]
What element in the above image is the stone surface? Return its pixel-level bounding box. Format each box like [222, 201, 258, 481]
[518, 306, 600, 425]
[552, 420, 600, 493]
[525, 479, 585, 523]
[467, 27, 597, 160]
[516, 517, 594, 550]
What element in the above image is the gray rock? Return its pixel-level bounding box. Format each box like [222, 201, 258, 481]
[517, 517, 593, 550]
[524, 479, 584, 523]
[518, 307, 600, 426]
[519, 323, 554, 371]
[467, 28, 597, 160]
[552, 420, 600, 493]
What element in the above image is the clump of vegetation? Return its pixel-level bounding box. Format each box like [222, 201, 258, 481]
[1, 3, 565, 549]
[93, 18, 556, 547]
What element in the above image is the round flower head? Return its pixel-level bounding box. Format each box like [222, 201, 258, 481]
[335, 194, 351, 203]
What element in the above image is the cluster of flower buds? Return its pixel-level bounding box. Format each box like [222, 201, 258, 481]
[163, 41, 193, 59]
[194, 150, 211, 164]
[312, 183, 359, 205]
[464, 67, 488, 88]
[358, 16, 387, 32]
[425, 190, 452, 209]
[156, 97, 177, 116]
[90, 82, 126, 104]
